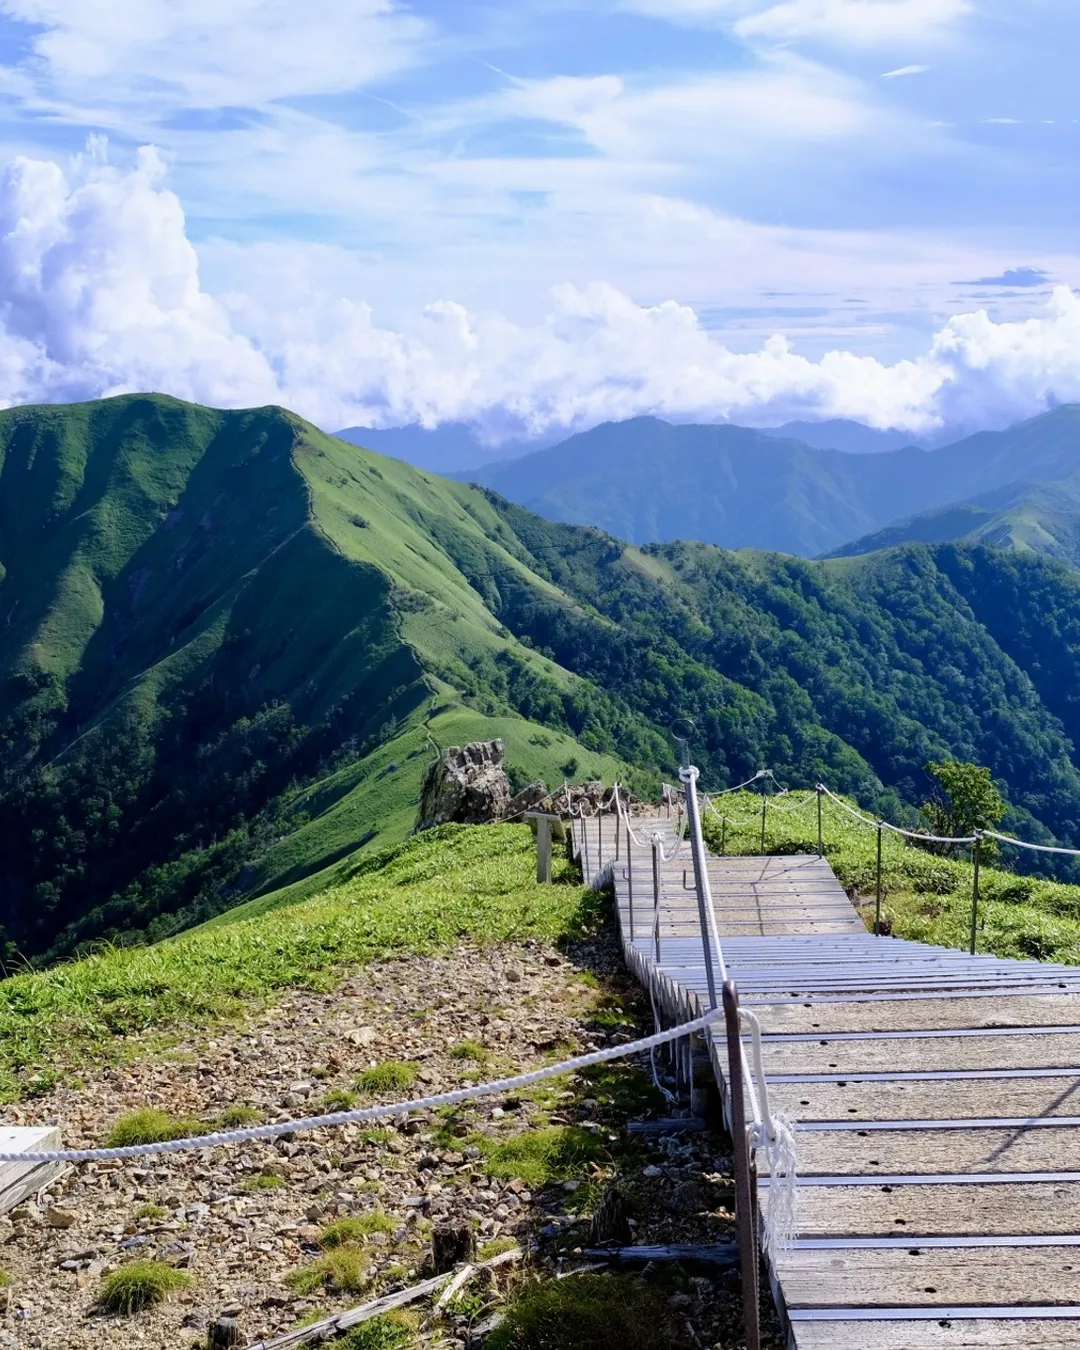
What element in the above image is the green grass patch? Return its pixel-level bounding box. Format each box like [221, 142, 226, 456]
[286, 1247, 368, 1297]
[705, 790, 1080, 965]
[214, 1104, 261, 1129]
[105, 1109, 209, 1148]
[244, 1172, 284, 1192]
[320, 1212, 396, 1248]
[98, 1261, 191, 1314]
[338, 1312, 417, 1350]
[487, 1275, 687, 1350]
[0, 1269, 13, 1289]
[356, 1061, 418, 1095]
[470, 1125, 606, 1188]
[0, 825, 592, 1101]
[323, 1088, 358, 1111]
[449, 1038, 488, 1062]
[133, 1203, 168, 1222]
[477, 1236, 520, 1261]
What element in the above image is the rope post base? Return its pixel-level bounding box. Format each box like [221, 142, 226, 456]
[723, 981, 761, 1350]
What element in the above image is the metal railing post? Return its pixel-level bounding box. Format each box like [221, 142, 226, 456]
[582, 810, 591, 878]
[759, 790, 767, 856]
[874, 823, 883, 936]
[597, 807, 603, 868]
[970, 834, 981, 955]
[721, 816, 727, 856]
[651, 837, 662, 962]
[681, 766, 719, 1011]
[817, 786, 824, 858]
[723, 981, 761, 1350]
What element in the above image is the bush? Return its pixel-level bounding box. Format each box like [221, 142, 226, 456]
[98, 1261, 190, 1314]
[339, 1313, 416, 1349]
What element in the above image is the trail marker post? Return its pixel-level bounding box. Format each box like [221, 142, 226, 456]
[525, 811, 562, 884]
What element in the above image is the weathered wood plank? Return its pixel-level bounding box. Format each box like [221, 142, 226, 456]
[0, 1127, 64, 1217]
[793, 1321, 1080, 1349]
[776, 1245, 1080, 1308]
[795, 1126, 1080, 1177]
[756, 995, 1080, 1036]
[770, 1077, 1080, 1123]
[762, 1031, 1080, 1076]
[770, 1181, 1080, 1237]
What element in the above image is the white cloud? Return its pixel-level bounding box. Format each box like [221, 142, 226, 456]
[882, 64, 929, 78]
[0, 0, 428, 110]
[619, 0, 971, 45]
[4, 149, 1080, 444]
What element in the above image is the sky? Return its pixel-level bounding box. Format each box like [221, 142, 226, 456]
[0, 0, 1075, 441]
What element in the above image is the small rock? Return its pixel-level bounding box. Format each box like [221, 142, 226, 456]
[504, 970, 522, 984]
[46, 1208, 76, 1230]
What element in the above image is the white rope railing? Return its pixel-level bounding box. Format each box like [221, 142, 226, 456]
[0, 1007, 724, 1164]
[982, 830, 1080, 858]
[815, 784, 977, 846]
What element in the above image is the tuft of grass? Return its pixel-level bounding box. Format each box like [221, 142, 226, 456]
[487, 1275, 686, 1350]
[0, 1269, 13, 1289]
[471, 1125, 605, 1188]
[449, 1039, 488, 1062]
[105, 1109, 209, 1148]
[215, 1104, 261, 1129]
[339, 1312, 417, 1350]
[320, 1211, 395, 1248]
[244, 1172, 284, 1191]
[477, 1236, 519, 1261]
[133, 1203, 168, 1222]
[98, 1261, 191, 1314]
[286, 1247, 368, 1297]
[323, 1088, 358, 1111]
[355, 1061, 417, 1095]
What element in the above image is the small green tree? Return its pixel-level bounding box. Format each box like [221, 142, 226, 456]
[921, 761, 1006, 857]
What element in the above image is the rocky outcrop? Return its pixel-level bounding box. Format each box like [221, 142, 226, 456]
[415, 740, 512, 832]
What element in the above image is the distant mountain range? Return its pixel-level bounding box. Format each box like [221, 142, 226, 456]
[826, 472, 1080, 567]
[450, 407, 1080, 559]
[335, 414, 950, 474]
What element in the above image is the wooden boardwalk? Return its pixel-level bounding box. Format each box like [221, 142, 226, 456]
[576, 806, 1080, 1348]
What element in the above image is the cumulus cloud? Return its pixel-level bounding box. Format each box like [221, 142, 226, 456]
[3, 149, 1080, 443]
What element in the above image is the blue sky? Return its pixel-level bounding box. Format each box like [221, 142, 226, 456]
[0, 0, 1074, 439]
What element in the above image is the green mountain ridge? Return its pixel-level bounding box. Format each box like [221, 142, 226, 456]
[458, 407, 1080, 557]
[4, 393, 1080, 962]
[826, 471, 1080, 568]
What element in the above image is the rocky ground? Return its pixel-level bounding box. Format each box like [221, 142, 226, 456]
[0, 916, 785, 1349]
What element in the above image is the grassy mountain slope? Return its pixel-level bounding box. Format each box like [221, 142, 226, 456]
[0, 395, 640, 961]
[460, 406, 1080, 556]
[827, 472, 1080, 568]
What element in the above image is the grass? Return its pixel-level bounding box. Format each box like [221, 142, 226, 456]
[486, 1275, 687, 1350]
[338, 1312, 417, 1350]
[105, 1108, 209, 1148]
[355, 1061, 418, 1095]
[133, 1203, 168, 1222]
[98, 1261, 191, 1314]
[0, 824, 594, 1102]
[477, 1236, 520, 1261]
[470, 1125, 606, 1188]
[319, 1212, 396, 1248]
[449, 1038, 488, 1062]
[0, 1270, 12, 1289]
[286, 1247, 368, 1297]
[244, 1172, 284, 1192]
[215, 1104, 261, 1128]
[703, 790, 1080, 963]
[323, 1088, 358, 1111]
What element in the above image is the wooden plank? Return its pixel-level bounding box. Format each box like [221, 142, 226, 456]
[795, 1125, 1080, 1177]
[0, 1127, 64, 1216]
[771, 1181, 1080, 1238]
[776, 1245, 1080, 1308]
[756, 994, 1080, 1035]
[793, 1320, 1080, 1349]
[762, 1031, 1080, 1075]
[770, 1077, 1080, 1123]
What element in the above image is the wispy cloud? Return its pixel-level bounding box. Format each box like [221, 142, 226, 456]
[618, 0, 972, 46]
[964, 267, 1052, 289]
[882, 64, 929, 78]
